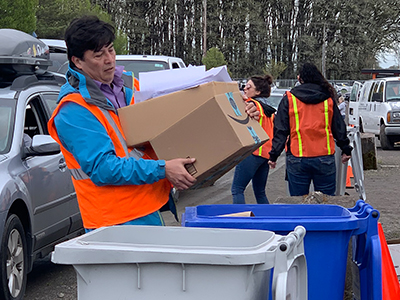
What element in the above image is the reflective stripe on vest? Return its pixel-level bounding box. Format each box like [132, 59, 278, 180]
[288, 92, 335, 157]
[291, 93, 303, 157]
[48, 92, 170, 229]
[323, 100, 332, 155]
[247, 99, 274, 159]
[68, 107, 144, 181]
[252, 100, 264, 156]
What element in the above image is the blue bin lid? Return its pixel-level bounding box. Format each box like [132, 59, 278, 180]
[183, 204, 370, 232]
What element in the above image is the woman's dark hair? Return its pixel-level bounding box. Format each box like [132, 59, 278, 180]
[298, 63, 337, 99]
[64, 15, 115, 63]
[249, 74, 273, 98]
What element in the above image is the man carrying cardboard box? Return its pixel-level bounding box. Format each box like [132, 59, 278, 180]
[48, 16, 260, 231]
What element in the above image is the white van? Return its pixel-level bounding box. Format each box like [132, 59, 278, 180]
[116, 55, 186, 78]
[356, 77, 400, 149]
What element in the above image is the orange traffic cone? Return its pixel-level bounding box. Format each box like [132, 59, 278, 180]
[346, 164, 354, 188]
[378, 222, 400, 299]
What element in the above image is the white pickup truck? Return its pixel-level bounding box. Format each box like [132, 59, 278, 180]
[116, 55, 186, 79]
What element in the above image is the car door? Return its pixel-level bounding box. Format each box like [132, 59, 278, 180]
[363, 81, 379, 133]
[358, 80, 372, 131]
[22, 92, 81, 251]
[370, 80, 385, 133]
[348, 81, 363, 126]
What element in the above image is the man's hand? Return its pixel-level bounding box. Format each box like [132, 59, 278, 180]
[165, 158, 197, 190]
[341, 154, 351, 164]
[268, 160, 277, 169]
[245, 101, 260, 121]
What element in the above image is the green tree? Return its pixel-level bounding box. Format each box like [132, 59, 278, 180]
[264, 61, 287, 80]
[202, 47, 227, 70]
[36, 0, 128, 54]
[0, 0, 38, 33]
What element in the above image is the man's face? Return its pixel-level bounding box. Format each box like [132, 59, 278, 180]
[72, 43, 116, 84]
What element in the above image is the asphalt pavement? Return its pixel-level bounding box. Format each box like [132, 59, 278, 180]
[24, 141, 400, 299]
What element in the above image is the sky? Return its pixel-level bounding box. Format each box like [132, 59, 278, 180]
[378, 52, 398, 69]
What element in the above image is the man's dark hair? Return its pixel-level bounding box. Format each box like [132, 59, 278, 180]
[249, 74, 273, 98]
[64, 15, 115, 63]
[298, 62, 337, 100]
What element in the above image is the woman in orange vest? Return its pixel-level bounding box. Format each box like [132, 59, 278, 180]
[231, 74, 275, 204]
[268, 63, 352, 196]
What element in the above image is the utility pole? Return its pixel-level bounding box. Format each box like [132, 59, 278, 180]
[321, 23, 327, 77]
[202, 0, 207, 57]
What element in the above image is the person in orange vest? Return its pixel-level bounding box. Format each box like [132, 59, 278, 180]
[268, 63, 352, 196]
[231, 75, 275, 204]
[48, 16, 260, 231]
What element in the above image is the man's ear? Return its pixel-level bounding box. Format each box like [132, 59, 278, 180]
[71, 56, 83, 69]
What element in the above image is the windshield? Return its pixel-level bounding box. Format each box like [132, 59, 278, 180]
[116, 60, 169, 78]
[386, 81, 400, 101]
[0, 100, 16, 154]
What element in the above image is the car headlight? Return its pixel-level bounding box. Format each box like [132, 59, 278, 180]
[388, 111, 400, 123]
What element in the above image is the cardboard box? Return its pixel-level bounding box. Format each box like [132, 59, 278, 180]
[118, 81, 240, 147]
[118, 82, 269, 189]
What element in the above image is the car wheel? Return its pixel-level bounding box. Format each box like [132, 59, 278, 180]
[0, 215, 28, 300]
[380, 124, 395, 150]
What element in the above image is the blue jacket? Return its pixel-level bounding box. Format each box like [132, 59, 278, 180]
[53, 65, 166, 186]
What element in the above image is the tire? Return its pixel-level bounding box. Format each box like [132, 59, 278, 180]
[380, 124, 395, 150]
[0, 215, 28, 300]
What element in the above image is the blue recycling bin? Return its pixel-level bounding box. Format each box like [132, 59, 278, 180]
[182, 200, 381, 300]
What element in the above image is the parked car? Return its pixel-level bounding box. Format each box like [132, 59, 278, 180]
[259, 88, 288, 110]
[39, 39, 68, 74]
[255, 92, 283, 110]
[116, 54, 186, 78]
[0, 29, 83, 300]
[356, 77, 400, 149]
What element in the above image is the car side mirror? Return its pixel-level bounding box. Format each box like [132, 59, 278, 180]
[21, 134, 60, 159]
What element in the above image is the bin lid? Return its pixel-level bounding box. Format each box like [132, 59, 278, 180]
[183, 204, 367, 231]
[51, 226, 281, 267]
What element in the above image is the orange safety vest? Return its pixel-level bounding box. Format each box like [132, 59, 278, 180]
[249, 99, 274, 159]
[122, 72, 140, 104]
[48, 93, 171, 229]
[287, 91, 335, 157]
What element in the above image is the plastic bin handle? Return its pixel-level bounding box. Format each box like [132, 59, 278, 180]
[272, 226, 308, 300]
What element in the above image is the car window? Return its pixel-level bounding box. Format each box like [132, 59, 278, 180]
[386, 81, 400, 101]
[378, 81, 384, 96]
[25, 96, 50, 139]
[368, 82, 379, 102]
[42, 93, 60, 115]
[171, 62, 180, 69]
[264, 95, 283, 110]
[0, 101, 15, 154]
[116, 60, 169, 77]
[48, 53, 68, 73]
[350, 83, 360, 102]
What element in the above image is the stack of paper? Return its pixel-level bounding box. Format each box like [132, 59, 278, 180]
[135, 65, 233, 103]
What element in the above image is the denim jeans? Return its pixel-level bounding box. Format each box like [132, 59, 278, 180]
[286, 154, 336, 196]
[84, 210, 164, 233]
[231, 154, 270, 204]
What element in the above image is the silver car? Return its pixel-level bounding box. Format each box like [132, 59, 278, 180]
[0, 29, 83, 300]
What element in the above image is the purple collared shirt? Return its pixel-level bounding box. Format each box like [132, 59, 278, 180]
[93, 65, 127, 109]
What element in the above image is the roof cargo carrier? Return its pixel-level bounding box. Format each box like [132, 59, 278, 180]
[0, 29, 52, 86]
